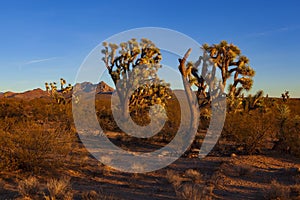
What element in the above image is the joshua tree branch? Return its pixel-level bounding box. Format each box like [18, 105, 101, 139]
[178, 48, 192, 78]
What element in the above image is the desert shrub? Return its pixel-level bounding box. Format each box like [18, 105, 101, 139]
[177, 182, 203, 200]
[222, 108, 275, 155]
[0, 98, 73, 127]
[96, 96, 181, 151]
[264, 180, 290, 200]
[167, 169, 214, 200]
[221, 98, 300, 157]
[97, 109, 120, 132]
[273, 103, 300, 156]
[44, 176, 73, 200]
[176, 182, 214, 200]
[18, 176, 40, 199]
[96, 92, 181, 140]
[184, 169, 203, 184]
[166, 170, 183, 189]
[0, 99, 26, 118]
[82, 190, 101, 200]
[0, 121, 74, 173]
[82, 190, 118, 200]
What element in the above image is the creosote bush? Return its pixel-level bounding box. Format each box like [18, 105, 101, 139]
[0, 121, 74, 173]
[222, 107, 275, 155]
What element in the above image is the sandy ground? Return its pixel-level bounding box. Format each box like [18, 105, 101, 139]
[1, 132, 300, 200]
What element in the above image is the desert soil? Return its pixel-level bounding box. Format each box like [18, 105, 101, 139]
[1, 132, 300, 200]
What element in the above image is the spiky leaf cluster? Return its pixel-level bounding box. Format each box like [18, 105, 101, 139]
[129, 82, 171, 111]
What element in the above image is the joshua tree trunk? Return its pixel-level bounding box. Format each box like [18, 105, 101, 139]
[121, 93, 130, 120]
[114, 85, 130, 121]
[178, 49, 200, 152]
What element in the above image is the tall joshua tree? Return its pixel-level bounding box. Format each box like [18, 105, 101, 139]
[101, 38, 171, 119]
[179, 41, 256, 110]
[178, 41, 257, 155]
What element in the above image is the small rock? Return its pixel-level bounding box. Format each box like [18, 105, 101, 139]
[231, 153, 237, 157]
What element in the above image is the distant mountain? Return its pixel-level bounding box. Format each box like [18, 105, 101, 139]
[0, 91, 14, 98]
[97, 81, 114, 93]
[0, 81, 114, 100]
[74, 81, 114, 94]
[0, 88, 49, 100]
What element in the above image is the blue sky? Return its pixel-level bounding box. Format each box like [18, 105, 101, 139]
[0, 0, 299, 97]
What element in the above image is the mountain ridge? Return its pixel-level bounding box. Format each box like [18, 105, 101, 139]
[0, 81, 114, 100]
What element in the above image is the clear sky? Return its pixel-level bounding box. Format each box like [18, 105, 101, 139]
[0, 0, 299, 97]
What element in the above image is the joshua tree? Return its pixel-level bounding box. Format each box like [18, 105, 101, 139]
[179, 41, 256, 111]
[225, 89, 267, 113]
[50, 83, 55, 94]
[202, 41, 255, 98]
[45, 82, 50, 94]
[101, 38, 171, 119]
[240, 90, 265, 112]
[54, 93, 66, 104]
[48, 81, 67, 104]
[178, 41, 258, 155]
[273, 104, 291, 152]
[281, 90, 290, 102]
[63, 83, 73, 94]
[60, 78, 66, 90]
[178, 49, 201, 137]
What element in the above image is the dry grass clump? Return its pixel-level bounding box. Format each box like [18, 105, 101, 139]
[184, 169, 203, 183]
[166, 170, 183, 189]
[166, 169, 214, 200]
[176, 182, 214, 200]
[264, 179, 300, 199]
[44, 176, 73, 200]
[82, 189, 117, 200]
[18, 176, 40, 200]
[18, 176, 74, 200]
[177, 182, 202, 200]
